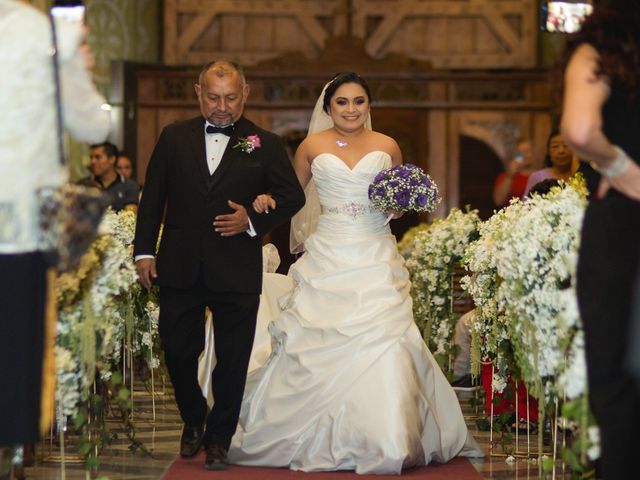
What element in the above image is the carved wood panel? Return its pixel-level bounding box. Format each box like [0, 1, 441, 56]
[164, 0, 538, 69]
[353, 0, 537, 68]
[164, 0, 343, 65]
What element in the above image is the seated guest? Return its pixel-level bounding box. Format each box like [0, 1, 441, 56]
[493, 138, 535, 208]
[115, 151, 135, 180]
[527, 178, 561, 198]
[88, 142, 138, 212]
[451, 309, 475, 387]
[523, 131, 579, 196]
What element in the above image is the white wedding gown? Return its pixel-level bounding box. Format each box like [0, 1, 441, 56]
[228, 151, 482, 474]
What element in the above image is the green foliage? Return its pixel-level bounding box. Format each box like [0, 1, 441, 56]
[68, 374, 150, 472]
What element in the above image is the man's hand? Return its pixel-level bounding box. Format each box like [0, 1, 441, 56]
[252, 194, 276, 213]
[213, 200, 250, 236]
[136, 257, 157, 290]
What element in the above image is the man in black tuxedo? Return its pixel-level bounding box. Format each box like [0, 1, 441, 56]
[133, 61, 304, 470]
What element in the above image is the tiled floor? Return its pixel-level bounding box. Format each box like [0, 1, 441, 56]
[19, 379, 575, 479]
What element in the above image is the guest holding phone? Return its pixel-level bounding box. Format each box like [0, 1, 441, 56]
[492, 138, 535, 208]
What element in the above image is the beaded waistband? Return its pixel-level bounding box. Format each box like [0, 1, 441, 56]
[322, 201, 378, 220]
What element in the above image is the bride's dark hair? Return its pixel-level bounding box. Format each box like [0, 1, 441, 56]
[322, 72, 372, 114]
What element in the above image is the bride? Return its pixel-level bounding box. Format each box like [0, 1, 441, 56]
[227, 72, 482, 474]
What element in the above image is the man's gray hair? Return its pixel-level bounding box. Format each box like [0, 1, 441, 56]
[198, 60, 246, 86]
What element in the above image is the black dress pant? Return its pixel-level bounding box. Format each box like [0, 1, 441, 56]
[159, 276, 259, 450]
[0, 252, 47, 445]
[577, 194, 640, 479]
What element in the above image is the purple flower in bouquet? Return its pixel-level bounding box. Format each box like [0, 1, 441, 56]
[395, 190, 411, 208]
[367, 163, 441, 215]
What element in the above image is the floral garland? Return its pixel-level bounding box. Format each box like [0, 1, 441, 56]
[461, 200, 520, 392]
[100, 210, 160, 372]
[461, 178, 599, 469]
[56, 209, 160, 416]
[56, 234, 136, 416]
[462, 179, 587, 399]
[404, 208, 480, 374]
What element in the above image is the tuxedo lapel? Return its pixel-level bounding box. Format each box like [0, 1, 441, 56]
[188, 118, 211, 192]
[208, 117, 248, 192]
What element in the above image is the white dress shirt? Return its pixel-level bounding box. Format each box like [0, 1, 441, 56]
[204, 121, 231, 175]
[204, 122, 256, 236]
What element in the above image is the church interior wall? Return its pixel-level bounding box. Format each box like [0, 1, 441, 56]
[28, 0, 564, 231]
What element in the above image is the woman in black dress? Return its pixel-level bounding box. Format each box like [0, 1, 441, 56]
[561, 1, 640, 478]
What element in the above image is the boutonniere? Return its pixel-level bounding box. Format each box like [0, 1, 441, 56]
[233, 134, 261, 154]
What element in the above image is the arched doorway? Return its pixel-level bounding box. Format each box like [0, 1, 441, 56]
[458, 135, 504, 220]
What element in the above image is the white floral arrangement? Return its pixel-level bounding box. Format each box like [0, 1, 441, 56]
[462, 178, 599, 466]
[101, 210, 161, 370]
[55, 209, 160, 417]
[405, 208, 480, 373]
[461, 201, 517, 393]
[463, 181, 588, 396]
[397, 223, 429, 259]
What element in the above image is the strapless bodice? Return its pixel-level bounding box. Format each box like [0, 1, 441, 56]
[311, 151, 391, 235]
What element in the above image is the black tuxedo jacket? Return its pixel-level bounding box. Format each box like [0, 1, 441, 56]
[134, 116, 305, 294]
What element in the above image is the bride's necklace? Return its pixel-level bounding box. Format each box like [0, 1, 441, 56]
[334, 126, 365, 149]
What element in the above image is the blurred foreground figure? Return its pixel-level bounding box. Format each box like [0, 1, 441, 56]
[0, 0, 109, 451]
[561, 1, 640, 478]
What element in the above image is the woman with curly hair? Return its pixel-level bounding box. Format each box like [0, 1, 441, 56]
[561, 1, 640, 477]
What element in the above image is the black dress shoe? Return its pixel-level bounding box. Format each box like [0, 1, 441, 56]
[204, 445, 229, 471]
[179, 424, 204, 458]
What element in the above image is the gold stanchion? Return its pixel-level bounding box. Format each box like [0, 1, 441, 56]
[526, 393, 531, 456]
[129, 337, 134, 421]
[488, 368, 554, 460]
[515, 380, 519, 454]
[552, 398, 559, 479]
[149, 333, 156, 422]
[42, 403, 82, 466]
[489, 364, 494, 454]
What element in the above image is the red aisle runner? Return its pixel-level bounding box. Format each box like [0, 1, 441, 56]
[162, 453, 483, 480]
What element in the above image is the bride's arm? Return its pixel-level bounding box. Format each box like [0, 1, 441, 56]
[388, 137, 403, 167]
[293, 139, 313, 188]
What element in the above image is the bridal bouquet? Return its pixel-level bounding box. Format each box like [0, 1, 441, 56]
[368, 164, 440, 219]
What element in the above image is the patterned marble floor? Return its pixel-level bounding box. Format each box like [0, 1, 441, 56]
[19, 380, 574, 479]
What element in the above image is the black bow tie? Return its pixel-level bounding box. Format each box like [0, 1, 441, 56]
[206, 124, 234, 136]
